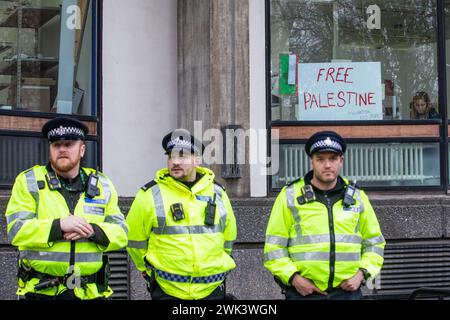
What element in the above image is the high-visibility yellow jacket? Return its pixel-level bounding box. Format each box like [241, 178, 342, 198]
[5, 165, 128, 300]
[264, 176, 385, 292]
[126, 166, 237, 300]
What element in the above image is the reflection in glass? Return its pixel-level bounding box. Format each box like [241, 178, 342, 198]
[272, 142, 440, 188]
[270, 0, 438, 121]
[0, 0, 95, 116]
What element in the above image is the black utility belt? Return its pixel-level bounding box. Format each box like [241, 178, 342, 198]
[32, 270, 98, 291]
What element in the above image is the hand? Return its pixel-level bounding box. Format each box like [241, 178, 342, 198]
[64, 231, 94, 241]
[340, 270, 364, 291]
[291, 274, 327, 296]
[60, 216, 93, 238]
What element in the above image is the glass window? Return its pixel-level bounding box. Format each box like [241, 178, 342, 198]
[0, 0, 96, 116]
[0, 135, 97, 185]
[270, 0, 439, 121]
[273, 142, 440, 188]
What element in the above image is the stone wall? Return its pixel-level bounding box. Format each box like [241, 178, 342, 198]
[1, 193, 450, 300]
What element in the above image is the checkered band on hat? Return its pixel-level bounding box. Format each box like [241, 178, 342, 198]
[48, 125, 85, 140]
[167, 137, 200, 153]
[309, 137, 343, 154]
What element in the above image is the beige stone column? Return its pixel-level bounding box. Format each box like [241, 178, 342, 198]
[178, 0, 250, 197]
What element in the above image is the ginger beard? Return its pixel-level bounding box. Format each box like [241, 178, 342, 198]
[49, 140, 85, 175]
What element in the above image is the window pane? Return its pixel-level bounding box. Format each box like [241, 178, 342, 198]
[270, 0, 439, 121]
[272, 142, 440, 188]
[0, 0, 96, 116]
[0, 136, 97, 185]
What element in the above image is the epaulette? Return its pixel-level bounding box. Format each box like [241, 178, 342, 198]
[287, 177, 302, 187]
[141, 180, 157, 191]
[347, 180, 361, 190]
[213, 180, 226, 191]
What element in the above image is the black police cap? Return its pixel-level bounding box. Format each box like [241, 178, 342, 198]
[42, 117, 89, 142]
[162, 128, 204, 155]
[305, 131, 346, 157]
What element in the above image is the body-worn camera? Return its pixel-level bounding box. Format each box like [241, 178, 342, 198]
[85, 172, 100, 198]
[343, 181, 357, 207]
[303, 185, 316, 202]
[46, 172, 61, 190]
[297, 185, 316, 205]
[170, 203, 185, 221]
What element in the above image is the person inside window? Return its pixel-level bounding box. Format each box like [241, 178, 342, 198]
[410, 91, 439, 119]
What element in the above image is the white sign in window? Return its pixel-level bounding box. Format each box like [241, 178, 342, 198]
[297, 62, 382, 121]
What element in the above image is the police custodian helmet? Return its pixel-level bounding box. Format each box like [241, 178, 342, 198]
[42, 117, 89, 142]
[305, 131, 347, 157]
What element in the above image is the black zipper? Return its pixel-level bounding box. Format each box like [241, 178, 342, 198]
[60, 180, 84, 273]
[325, 194, 336, 291]
[68, 192, 77, 268]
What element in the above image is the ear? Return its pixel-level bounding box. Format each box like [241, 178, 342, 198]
[80, 142, 86, 158]
[194, 155, 202, 166]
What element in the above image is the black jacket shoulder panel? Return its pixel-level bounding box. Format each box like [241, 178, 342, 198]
[141, 180, 157, 192]
[213, 180, 226, 191]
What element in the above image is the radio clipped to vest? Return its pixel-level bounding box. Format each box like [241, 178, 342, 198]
[85, 171, 100, 198]
[204, 194, 217, 226]
[297, 185, 316, 205]
[343, 181, 357, 207]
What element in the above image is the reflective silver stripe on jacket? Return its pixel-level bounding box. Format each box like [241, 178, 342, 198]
[362, 235, 385, 246]
[98, 175, 111, 203]
[264, 249, 289, 262]
[128, 240, 148, 250]
[104, 214, 128, 233]
[25, 170, 39, 215]
[214, 184, 228, 232]
[354, 189, 365, 213]
[289, 234, 362, 246]
[290, 251, 361, 262]
[6, 211, 36, 225]
[265, 235, 289, 247]
[8, 219, 29, 242]
[83, 206, 105, 216]
[286, 184, 302, 237]
[354, 189, 364, 233]
[150, 184, 166, 229]
[362, 246, 384, 257]
[20, 250, 102, 262]
[266, 234, 362, 247]
[153, 225, 222, 235]
[362, 235, 385, 257]
[224, 241, 234, 250]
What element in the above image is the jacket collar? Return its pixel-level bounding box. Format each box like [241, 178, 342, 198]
[155, 166, 215, 194]
[304, 170, 346, 195]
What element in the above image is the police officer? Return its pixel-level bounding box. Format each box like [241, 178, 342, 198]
[5, 117, 128, 300]
[126, 128, 237, 300]
[264, 131, 385, 300]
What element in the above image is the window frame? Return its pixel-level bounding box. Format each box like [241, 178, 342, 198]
[0, 0, 102, 189]
[266, 0, 450, 192]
